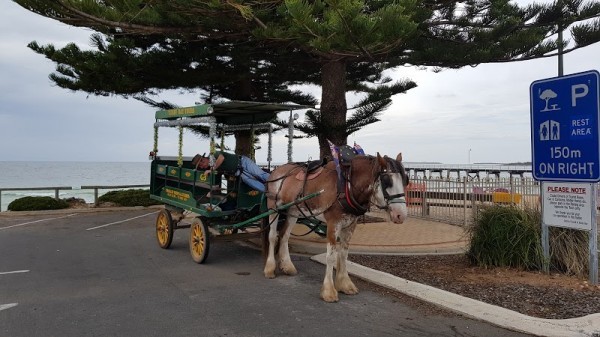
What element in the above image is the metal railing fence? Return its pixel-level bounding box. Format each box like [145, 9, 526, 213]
[2, 179, 597, 227]
[405, 177, 543, 226]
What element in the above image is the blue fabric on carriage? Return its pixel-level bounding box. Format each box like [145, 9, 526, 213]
[237, 156, 269, 192]
[193, 152, 268, 192]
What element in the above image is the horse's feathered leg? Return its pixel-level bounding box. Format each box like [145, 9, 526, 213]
[277, 215, 298, 275]
[320, 217, 339, 302]
[335, 221, 359, 295]
[263, 212, 279, 279]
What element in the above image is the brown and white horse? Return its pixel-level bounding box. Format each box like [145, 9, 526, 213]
[263, 153, 409, 302]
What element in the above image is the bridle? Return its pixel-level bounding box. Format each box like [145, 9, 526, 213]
[373, 159, 408, 210]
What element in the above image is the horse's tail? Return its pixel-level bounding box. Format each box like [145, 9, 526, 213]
[261, 213, 284, 260]
[261, 216, 270, 260]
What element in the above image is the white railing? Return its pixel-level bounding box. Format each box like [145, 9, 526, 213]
[405, 177, 542, 226]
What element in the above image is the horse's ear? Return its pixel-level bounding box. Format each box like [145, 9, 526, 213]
[377, 152, 387, 168]
[396, 152, 403, 162]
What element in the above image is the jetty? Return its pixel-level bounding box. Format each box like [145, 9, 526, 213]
[404, 164, 532, 180]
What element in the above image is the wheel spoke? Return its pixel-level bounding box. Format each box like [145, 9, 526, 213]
[155, 210, 174, 249]
[189, 218, 209, 263]
[192, 225, 204, 255]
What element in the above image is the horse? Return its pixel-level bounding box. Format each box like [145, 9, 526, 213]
[263, 152, 409, 302]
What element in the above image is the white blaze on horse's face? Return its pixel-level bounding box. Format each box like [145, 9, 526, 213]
[373, 171, 408, 224]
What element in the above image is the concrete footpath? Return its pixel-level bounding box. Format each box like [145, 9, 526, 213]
[288, 213, 600, 337]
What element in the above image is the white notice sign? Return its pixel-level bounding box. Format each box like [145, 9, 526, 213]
[542, 182, 593, 230]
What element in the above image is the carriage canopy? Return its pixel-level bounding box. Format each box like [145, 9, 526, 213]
[155, 101, 313, 125]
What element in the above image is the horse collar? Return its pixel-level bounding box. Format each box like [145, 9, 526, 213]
[337, 161, 369, 216]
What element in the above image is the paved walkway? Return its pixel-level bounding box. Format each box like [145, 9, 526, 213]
[289, 211, 469, 255]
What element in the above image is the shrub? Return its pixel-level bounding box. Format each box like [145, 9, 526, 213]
[467, 205, 543, 270]
[8, 196, 69, 211]
[98, 189, 161, 207]
[468, 205, 589, 276]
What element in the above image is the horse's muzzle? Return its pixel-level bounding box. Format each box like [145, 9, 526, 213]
[388, 201, 408, 224]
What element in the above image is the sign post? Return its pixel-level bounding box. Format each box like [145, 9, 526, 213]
[530, 70, 600, 284]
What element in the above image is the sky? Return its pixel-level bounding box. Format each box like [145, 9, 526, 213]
[1, 1, 599, 165]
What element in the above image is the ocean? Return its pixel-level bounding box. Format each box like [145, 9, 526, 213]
[0, 161, 150, 211]
[0, 161, 535, 212]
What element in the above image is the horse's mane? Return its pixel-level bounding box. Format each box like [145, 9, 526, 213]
[382, 156, 409, 185]
[351, 155, 380, 181]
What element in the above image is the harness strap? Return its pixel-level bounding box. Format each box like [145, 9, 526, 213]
[345, 180, 368, 214]
[336, 163, 369, 216]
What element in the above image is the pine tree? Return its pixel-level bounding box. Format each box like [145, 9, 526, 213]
[15, 0, 600, 157]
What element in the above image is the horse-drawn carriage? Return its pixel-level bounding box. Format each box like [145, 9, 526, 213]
[149, 100, 410, 302]
[149, 101, 325, 263]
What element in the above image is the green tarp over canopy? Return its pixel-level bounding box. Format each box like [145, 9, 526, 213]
[155, 101, 313, 125]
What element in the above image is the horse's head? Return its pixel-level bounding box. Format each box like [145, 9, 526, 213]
[372, 153, 409, 224]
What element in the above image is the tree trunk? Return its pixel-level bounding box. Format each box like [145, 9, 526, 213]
[233, 71, 253, 157]
[234, 130, 253, 157]
[318, 60, 348, 159]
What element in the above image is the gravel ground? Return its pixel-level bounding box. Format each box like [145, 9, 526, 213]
[350, 254, 600, 319]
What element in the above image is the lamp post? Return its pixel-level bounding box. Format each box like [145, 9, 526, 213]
[468, 148, 472, 165]
[287, 111, 299, 163]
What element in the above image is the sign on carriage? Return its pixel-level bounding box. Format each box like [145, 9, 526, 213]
[530, 70, 600, 182]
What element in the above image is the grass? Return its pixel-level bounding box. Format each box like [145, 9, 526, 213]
[467, 205, 543, 270]
[467, 205, 589, 276]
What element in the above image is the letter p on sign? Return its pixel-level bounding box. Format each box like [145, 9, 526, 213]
[572, 84, 589, 107]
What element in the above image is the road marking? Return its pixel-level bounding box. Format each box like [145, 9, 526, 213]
[0, 303, 18, 311]
[86, 211, 159, 231]
[0, 214, 77, 231]
[0, 270, 29, 275]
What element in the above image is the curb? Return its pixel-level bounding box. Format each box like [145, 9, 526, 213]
[310, 253, 600, 337]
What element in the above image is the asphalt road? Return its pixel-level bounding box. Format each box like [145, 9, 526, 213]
[0, 209, 533, 337]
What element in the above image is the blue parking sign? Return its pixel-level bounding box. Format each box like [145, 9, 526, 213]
[530, 70, 600, 182]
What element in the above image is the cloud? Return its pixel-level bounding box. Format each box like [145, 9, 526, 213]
[1, 1, 599, 165]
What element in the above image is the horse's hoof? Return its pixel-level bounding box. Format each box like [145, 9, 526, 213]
[279, 264, 297, 276]
[320, 293, 339, 303]
[264, 260, 277, 279]
[320, 287, 339, 302]
[336, 280, 359, 295]
[340, 287, 359, 295]
[264, 269, 276, 279]
[281, 268, 297, 276]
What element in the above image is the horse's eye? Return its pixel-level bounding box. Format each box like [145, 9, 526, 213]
[381, 174, 392, 188]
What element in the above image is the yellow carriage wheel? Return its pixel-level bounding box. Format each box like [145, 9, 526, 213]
[155, 209, 174, 249]
[189, 218, 210, 264]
